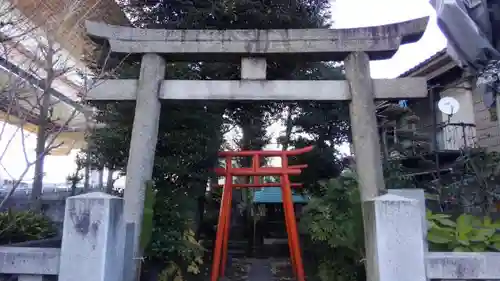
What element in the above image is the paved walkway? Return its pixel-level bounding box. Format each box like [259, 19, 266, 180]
[247, 259, 273, 281]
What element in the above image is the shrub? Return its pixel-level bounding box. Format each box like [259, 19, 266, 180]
[0, 210, 57, 244]
[427, 211, 500, 252]
[300, 173, 365, 281]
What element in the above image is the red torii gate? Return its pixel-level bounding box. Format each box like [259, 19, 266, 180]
[210, 146, 313, 281]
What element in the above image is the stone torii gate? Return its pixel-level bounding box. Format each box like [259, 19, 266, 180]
[85, 17, 429, 281]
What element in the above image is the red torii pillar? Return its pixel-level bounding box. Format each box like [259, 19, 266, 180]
[210, 146, 313, 281]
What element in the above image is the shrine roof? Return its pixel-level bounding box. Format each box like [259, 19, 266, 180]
[399, 49, 447, 77]
[253, 187, 309, 204]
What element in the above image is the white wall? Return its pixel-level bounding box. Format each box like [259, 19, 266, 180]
[438, 81, 476, 150]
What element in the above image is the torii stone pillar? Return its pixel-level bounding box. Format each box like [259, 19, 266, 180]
[85, 17, 429, 281]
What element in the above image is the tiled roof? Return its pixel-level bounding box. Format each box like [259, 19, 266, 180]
[253, 187, 309, 204]
[399, 48, 448, 77]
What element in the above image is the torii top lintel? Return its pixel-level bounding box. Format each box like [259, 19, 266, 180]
[85, 17, 428, 62]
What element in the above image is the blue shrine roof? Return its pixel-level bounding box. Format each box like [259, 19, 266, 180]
[252, 187, 309, 204]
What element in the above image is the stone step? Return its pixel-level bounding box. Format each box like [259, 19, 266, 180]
[203, 241, 258, 258]
[206, 249, 248, 258]
[202, 240, 249, 248]
[205, 245, 249, 252]
[268, 258, 294, 280]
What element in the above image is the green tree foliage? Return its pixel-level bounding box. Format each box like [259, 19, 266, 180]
[147, 192, 205, 280]
[427, 211, 500, 252]
[88, 67, 224, 280]
[0, 210, 57, 244]
[288, 138, 345, 196]
[283, 94, 349, 194]
[87, 0, 348, 279]
[300, 169, 500, 280]
[299, 172, 365, 281]
[444, 150, 500, 215]
[274, 63, 348, 195]
[125, 0, 331, 30]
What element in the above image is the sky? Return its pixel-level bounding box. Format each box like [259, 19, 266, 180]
[0, 0, 448, 185]
[333, 0, 447, 78]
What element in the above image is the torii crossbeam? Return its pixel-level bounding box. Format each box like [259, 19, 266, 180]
[85, 16, 429, 281]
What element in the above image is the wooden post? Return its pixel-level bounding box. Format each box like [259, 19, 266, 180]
[123, 54, 166, 281]
[281, 153, 305, 281]
[221, 172, 233, 277]
[283, 177, 305, 281]
[280, 176, 296, 277]
[211, 157, 233, 281]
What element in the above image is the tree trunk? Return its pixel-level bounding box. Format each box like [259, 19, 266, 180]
[240, 124, 255, 255]
[30, 90, 51, 211]
[31, 40, 56, 211]
[70, 178, 78, 196]
[106, 169, 114, 194]
[282, 104, 294, 150]
[98, 169, 104, 189]
[83, 150, 91, 192]
[189, 185, 205, 238]
[195, 194, 206, 240]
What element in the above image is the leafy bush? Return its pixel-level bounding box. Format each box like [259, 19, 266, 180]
[0, 210, 57, 244]
[300, 172, 365, 281]
[300, 167, 500, 280]
[156, 229, 205, 281]
[145, 190, 205, 281]
[427, 210, 500, 252]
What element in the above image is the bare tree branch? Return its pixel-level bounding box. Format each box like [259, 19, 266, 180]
[0, 1, 130, 209]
